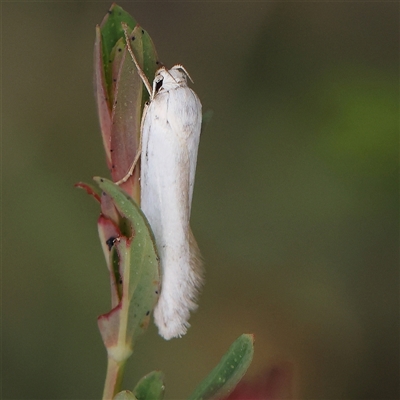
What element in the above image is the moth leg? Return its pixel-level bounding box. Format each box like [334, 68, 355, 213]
[115, 100, 149, 185]
[115, 141, 142, 185]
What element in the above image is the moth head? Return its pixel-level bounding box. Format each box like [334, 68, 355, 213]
[153, 65, 193, 94]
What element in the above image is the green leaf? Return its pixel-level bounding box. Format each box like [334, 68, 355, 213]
[100, 4, 137, 91]
[95, 177, 161, 362]
[114, 390, 137, 400]
[95, 5, 158, 197]
[140, 29, 159, 103]
[188, 334, 254, 400]
[109, 25, 145, 188]
[133, 371, 165, 400]
[99, 4, 158, 103]
[94, 24, 113, 168]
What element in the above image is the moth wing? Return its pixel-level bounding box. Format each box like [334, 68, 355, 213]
[141, 85, 203, 340]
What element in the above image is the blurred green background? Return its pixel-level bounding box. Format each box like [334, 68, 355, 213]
[3, 2, 398, 399]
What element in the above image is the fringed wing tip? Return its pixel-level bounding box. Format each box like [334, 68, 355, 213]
[154, 229, 204, 340]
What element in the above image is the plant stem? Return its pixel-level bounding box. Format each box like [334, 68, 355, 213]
[102, 357, 126, 400]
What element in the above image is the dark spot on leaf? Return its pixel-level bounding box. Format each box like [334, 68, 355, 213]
[106, 237, 117, 250]
[119, 279, 123, 284]
[110, 149, 113, 152]
[142, 29, 144, 34]
[118, 48, 122, 52]
[155, 291, 159, 294]
[108, 10, 112, 15]
[156, 60, 160, 65]
[100, 178, 104, 182]
[113, 78, 116, 82]
[112, 165, 115, 169]
[131, 36, 135, 41]
[146, 311, 150, 316]
[156, 256, 160, 261]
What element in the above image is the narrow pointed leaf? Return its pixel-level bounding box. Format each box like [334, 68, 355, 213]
[95, 177, 160, 361]
[109, 25, 144, 194]
[95, 5, 158, 199]
[133, 371, 165, 400]
[141, 29, 159, 103]
[188, 334, 255, 400]
[110, 37, 126, 106]
[94, 25, 113, 167]
[75, 181, 102, 202]
[99, 4, 137, 92]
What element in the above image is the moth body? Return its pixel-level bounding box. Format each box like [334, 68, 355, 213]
[141, 66, 203, 340]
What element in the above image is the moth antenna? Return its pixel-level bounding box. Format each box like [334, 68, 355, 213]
[173, 64, 194, 83]
[164, 68, 179, 84]
[121, 22, 153, 97]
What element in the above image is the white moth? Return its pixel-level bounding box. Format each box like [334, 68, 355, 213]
[118, 27, 203, 340]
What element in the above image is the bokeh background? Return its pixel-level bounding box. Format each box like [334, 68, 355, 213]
[3, 2, 398, 399]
